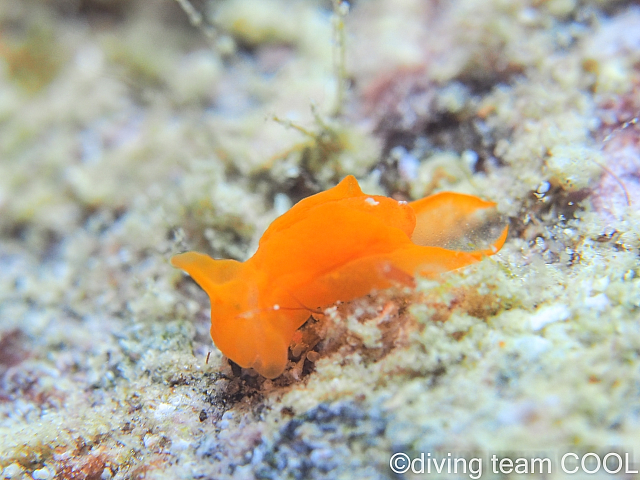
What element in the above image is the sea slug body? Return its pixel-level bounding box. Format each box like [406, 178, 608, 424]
[172, 175, 507, 378]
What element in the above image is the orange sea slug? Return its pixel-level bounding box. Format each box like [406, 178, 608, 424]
[171, 175, 507, 378]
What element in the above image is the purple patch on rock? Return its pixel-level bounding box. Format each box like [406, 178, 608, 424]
[592, 130, 640, 222]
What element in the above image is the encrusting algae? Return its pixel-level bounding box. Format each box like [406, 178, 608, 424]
[172, 175, 507, 378]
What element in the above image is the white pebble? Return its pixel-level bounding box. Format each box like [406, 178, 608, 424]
[584, 293, 610, 311]
[2, 464, 23, 479]
[32, 467, 54, 480]
[274, 193, 292, 215]
[529, 304, 570, 331]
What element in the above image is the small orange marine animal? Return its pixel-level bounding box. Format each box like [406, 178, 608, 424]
[172, 175, 507, 378]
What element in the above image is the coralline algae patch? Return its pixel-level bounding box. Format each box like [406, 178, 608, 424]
[582, 6, 640, 224]
[592, 127, 640, 222]
[592, 89, 640, 223]
[2, 0, 640, 479]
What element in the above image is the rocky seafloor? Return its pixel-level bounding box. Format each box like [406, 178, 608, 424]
[1, 0, 640, 479]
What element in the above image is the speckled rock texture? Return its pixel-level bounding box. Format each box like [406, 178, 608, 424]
[1, 0, 640, 479]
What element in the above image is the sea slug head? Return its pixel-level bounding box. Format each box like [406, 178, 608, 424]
[171, 251, 294, 378]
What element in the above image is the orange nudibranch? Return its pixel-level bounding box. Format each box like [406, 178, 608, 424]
[171, 175, 507, 378]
